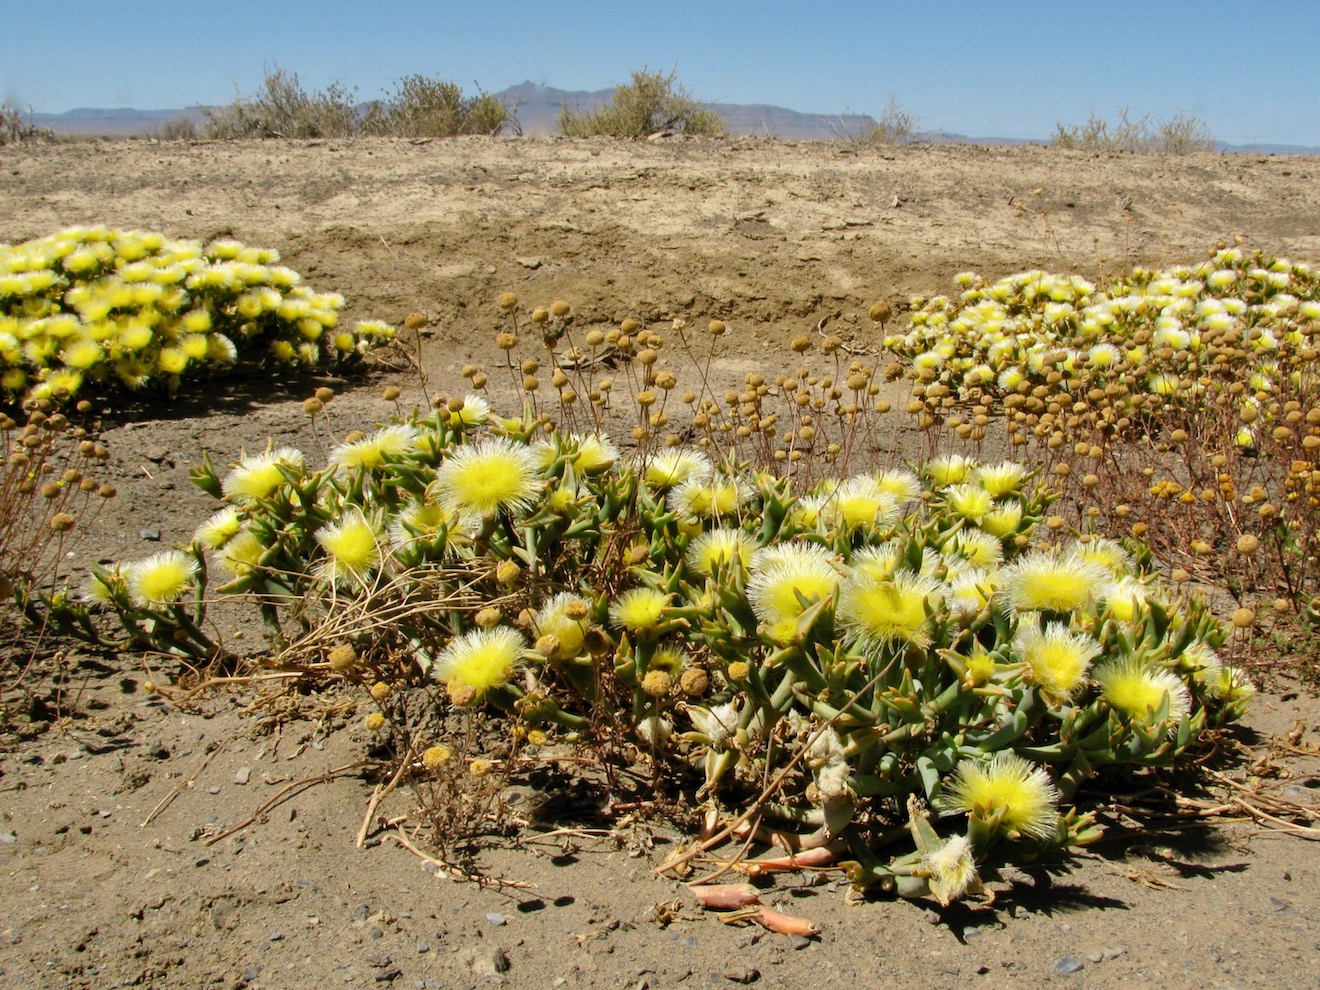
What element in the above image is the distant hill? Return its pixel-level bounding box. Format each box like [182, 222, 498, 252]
[25, 89, 1319, 153]
[28, 106, 207, 136]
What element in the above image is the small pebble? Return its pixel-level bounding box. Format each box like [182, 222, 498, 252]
[1054, 956, 1084, 975]
[485, 912, 507, 926]
[193, 857, 210, 868]
[0, 832, 16, 844]
[140, 529, 161, 542]
[268, 932, 284, 942]
[1268, 896, 1292, 913]
[234, 767, 251, 785]
[787, 934, 812, 951]
[722, 967, 759, 984]
[208, 786, 221, 795]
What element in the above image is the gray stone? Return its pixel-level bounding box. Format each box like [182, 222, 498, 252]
[1054, 956, 1084, 975]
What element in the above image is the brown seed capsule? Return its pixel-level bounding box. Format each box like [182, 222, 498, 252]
[383, 385, 401, 401]
[550, 299, 571, 318]
[869, 301, 893, 323]
[403, 312, 428, 330]
[303, 397, 324, 415]
[49, 512, 76, 532]
[370, 681, 392, 702]
[708, 319, 726, 336]
[498, 292, 518, 311]
[679, 668, 709, 697]
[315, 386, 336, 403]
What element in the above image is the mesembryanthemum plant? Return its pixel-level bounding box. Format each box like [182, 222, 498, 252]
[48, 400, 1251, 906]
[0, 226, 396, 403]
[879, 248, 1320, 631]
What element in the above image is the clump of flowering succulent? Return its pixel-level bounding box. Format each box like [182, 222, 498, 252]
[0, 226, 395, 404]
[879, 248, 1320, 649]
[47, 388, 1248, 907]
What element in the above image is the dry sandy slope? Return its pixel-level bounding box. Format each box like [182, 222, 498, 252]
[1, 138, 1318, 990]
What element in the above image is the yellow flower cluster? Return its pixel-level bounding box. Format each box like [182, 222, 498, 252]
[889, 250, 1320, 453]
[0, 226, 395, 403]
[58, 392, 1244, 910]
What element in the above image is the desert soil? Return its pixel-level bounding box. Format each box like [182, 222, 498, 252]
[1, 136, 1319, 990]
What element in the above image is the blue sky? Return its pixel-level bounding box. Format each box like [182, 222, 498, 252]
[6, 0, 1318, 146]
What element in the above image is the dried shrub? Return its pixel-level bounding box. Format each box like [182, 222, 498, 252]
[558, 68, 726, 139]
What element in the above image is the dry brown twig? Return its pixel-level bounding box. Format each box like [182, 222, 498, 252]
[204, 761, 367, 846]
[383, 824, 534, 889]
[356, 742, 416, 848]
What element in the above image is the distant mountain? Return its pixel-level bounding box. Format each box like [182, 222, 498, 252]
[29, 106, 206, 136]
[25, 90, 1320, 153]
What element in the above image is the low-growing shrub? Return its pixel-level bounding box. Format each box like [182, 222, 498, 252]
[0, 101, 46, 145]
[1052, 108, 1216, 153]
[202, 65, 360, 139]
[201, 64, 515, 140]
[558, 68, 727, 139]
[154, 116, 199, 141]
[0, 226, 396, 405]
[879, 248, 1320, 647]
[364, 75, 512, 137]
[856, 96, 920, 146]
[47, 360, 1246, 904]
[1, 399, 116, 690]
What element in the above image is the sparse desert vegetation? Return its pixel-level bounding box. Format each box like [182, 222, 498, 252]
[1052, 108, 1217, 153]
[558, 67, 727, 138]
[0, 136, 1317, 990]
[200, 63, 514, 139]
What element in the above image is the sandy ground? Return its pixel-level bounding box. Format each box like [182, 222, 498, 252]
[2, 136, 1319, 989]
